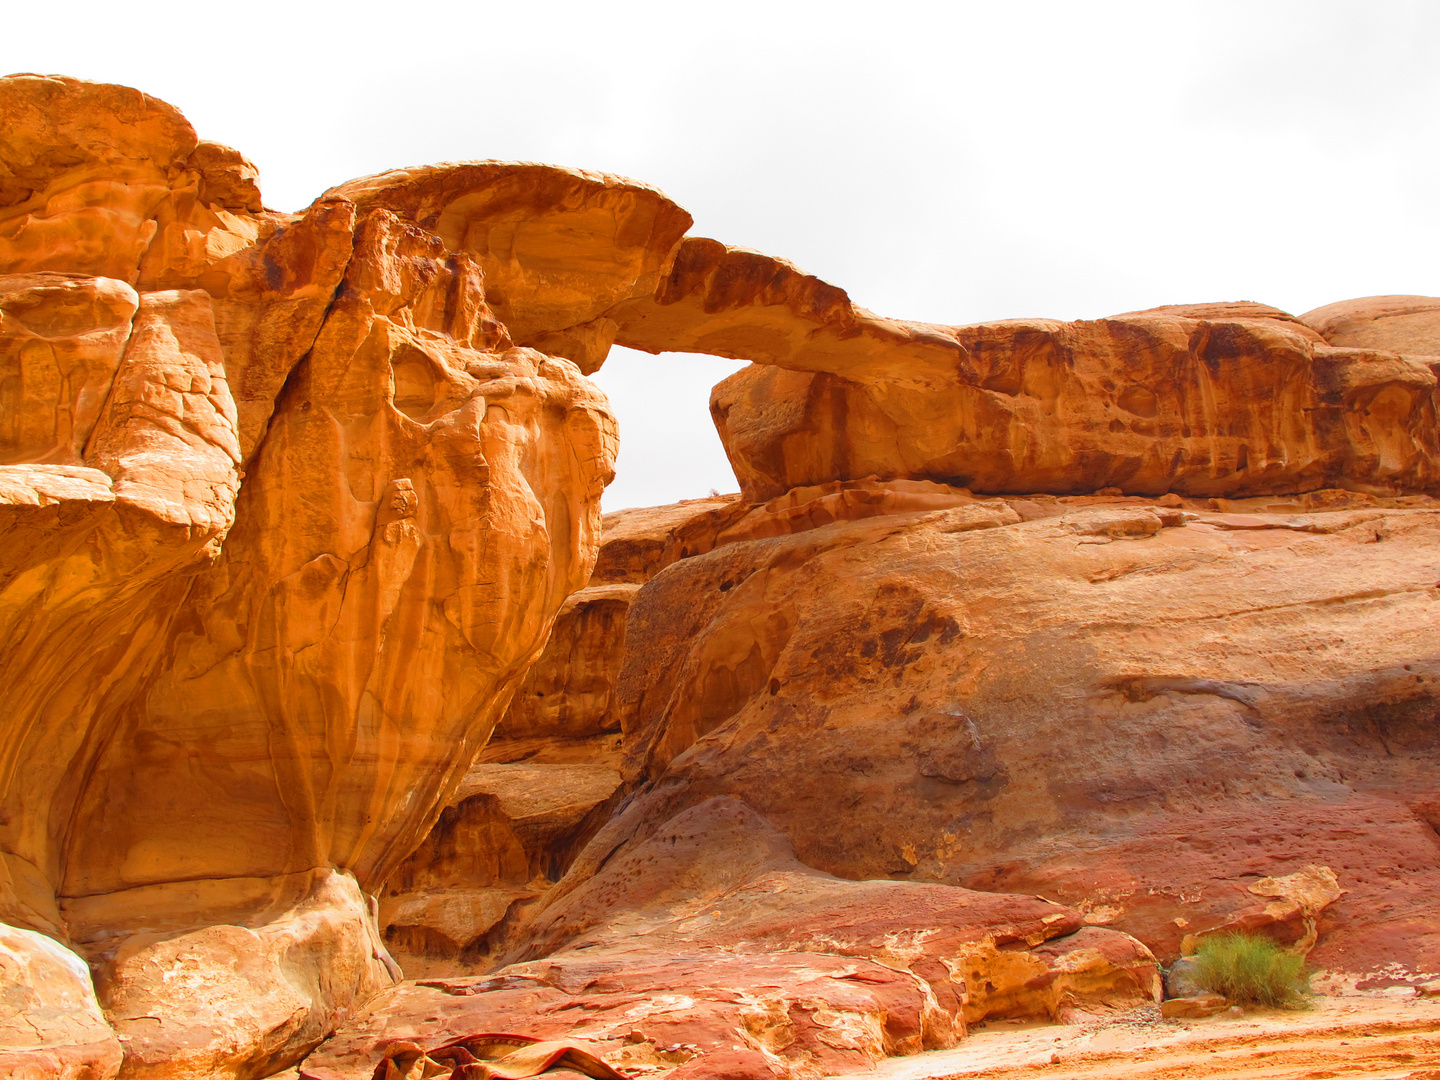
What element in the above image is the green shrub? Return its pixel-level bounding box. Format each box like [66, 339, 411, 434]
[1191, 932, 1312, 1008]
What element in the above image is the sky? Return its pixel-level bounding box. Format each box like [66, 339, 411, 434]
[7, 1, 1437, 510]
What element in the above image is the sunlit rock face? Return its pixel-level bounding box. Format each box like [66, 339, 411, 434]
[1301, 294, 1440, 357]
[0, 74, 644, 1078]
[376, 496, 748, 977]
[7, 70, 1440, 1080]
[605, 238, 1440, 501]
[601, 484, 1440, 975]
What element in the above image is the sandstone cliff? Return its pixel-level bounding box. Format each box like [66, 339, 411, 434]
[0, 74, 646, 1079]
[4, 72, 1440, 1080]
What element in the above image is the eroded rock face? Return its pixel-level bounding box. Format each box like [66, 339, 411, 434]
[0, 75, 625, 1078]
[89, 871, 390, 1080]
[594, 482, 1440, 979]
[601, 238, 1440, 501]
[303, 799, 1159, 1080]
[10, 70, 1440, 1080]
[324, 163, 693, 371]
[0, 925, 122, 1080]
[708, 310, 1438, 502]
[378, 760, 623, 977]
[379, 498, 747, 976]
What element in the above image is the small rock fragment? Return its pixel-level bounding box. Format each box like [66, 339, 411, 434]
[1160, 993, 1228, 1019]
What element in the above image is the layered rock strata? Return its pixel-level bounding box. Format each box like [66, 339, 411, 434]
[592, 480, 1440, 980]
[0, 74, 634, 1079]
[7, 70, 1440, 1080]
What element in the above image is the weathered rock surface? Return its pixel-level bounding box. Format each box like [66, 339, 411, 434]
[589, 495, 748, 585]
[378, 761, 622, 977]
[0, 924, 122, 1080]
[88, 871, 390, 1080]
[1301, 295, 1440, 356]
[303, 799, 1158, 1080]
[9, 71, 1440, 1080]
[380, 497, 747, 976]
[608, 237, 965, 386]
[601, 237, 1440, 501]
[497, 584, 641, 745]
[591, 482, 1440, 981]
[0, 75, 621, 1079]
[323, 163, 692, 371]
[708, 310, 1438, 501]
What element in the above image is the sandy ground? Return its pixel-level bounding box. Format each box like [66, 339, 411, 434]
[864, 991, 1440, 1080]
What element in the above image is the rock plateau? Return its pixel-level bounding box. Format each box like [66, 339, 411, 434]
[2, 74, 1438, 1080]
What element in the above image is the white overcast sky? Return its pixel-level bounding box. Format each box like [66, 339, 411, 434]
[8, 1, 1437, 510]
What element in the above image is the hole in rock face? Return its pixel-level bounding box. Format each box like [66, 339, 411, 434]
[1118, 384, 1159, 418]
[587, 347, 746, 511]
[391, 346, 442, 421]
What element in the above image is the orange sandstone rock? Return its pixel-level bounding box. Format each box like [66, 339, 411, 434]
[0, 74, 619, 1079]
[303, 800, 1159, 1080]
[7, 70, 1440, 1080]
[1301, 295, 1440, 356]
[380, 498, 746, 976]
[600, 484, 1440, 979]
[324, 163, 693, 369]
[0, 75, 197, 281]
[0, 272, 138, 465]
[378, 761, 622, 977]
[602, 239, 1440, 501]
[0, 924, 122, 1080]
[707, 310, 1439, 501]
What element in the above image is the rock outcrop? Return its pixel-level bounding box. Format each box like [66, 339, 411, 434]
[1301, 295, 1440, 357]
[0, 924, 122, 1080]
[601, 238, 1440, 502]
[712, 307, 1437, 501]
[378, 496, 747, 975]
[7, 71, 1440, 1080]
[597, 482, 1440, 978]
[302, 799, 1159, 1080]
[0, 75, 624, 1078]
[322, 163, 692, 373]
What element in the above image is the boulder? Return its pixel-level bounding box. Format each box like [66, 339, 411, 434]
[0, 924, 121, 1080]
[1164, 957, 1206, 999]
[1161, 993, 1228, 1019]
[83, 871, 391, 1080]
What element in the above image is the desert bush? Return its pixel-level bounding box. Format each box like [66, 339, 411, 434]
[1191, 932, 1312, 1008]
